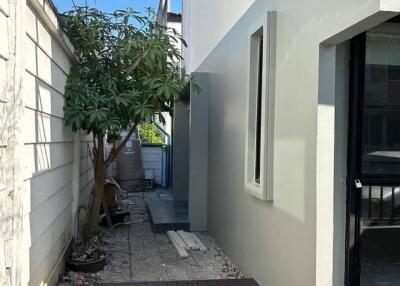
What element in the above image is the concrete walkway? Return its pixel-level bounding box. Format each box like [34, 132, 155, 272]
[93, 192, 244, 284]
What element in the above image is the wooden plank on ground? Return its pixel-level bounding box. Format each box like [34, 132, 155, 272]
[167, 231, 189, 258]
[168, 230, 188, 249]
[190, 233, 208, 251]
[177, 230, 200, 250]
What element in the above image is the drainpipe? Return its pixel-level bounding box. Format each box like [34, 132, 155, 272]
[153, 122, 172, 188]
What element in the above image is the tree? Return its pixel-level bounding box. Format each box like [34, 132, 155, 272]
[63, 7, 189, 233]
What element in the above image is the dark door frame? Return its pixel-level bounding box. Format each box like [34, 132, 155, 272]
[345, 31, 366, 286]
[345, 18, 400, 286]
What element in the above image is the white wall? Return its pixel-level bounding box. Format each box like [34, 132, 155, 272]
[79, 133, 95, 206]
[182, 0, 400, 285]
[142, 145, 166, 186]
[182, 0, 255, 73]
[0, 1, 91, 285]
[0, 0, 12, 284]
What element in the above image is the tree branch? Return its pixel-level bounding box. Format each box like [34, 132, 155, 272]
[104, 122, 138, 167]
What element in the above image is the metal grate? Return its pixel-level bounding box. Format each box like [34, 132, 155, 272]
[361, 185, 400, 226]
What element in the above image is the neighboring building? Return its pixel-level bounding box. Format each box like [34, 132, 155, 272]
[157, 0, 188, 199]
[181, 1, 400, 286]
[0, 0, 93, 285]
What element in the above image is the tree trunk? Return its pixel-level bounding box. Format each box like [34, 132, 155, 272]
[86, 124, 138, 234]
[87, 134, 106, 234]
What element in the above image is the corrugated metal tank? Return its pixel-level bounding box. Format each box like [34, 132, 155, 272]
[116, 132, 144, 192]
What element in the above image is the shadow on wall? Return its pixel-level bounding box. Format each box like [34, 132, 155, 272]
[26, 16, 74, 285]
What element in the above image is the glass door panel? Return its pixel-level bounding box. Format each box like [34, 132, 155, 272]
[359, 21, 400, 286]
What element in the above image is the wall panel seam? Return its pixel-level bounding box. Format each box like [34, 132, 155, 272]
[30, 180, 73, 213]
[24, 141, 74, 145]
[30, 201, 73, 251]
[80, 154, 90, 160]
[0, 54, 8, 61]
[80, 166, 93, 177]
[26, 33, 70, 76]
[0, 6, 9, 17]
[24, 106, 65, 120]
[24, 160, 73, 180]
[25, 69, 66, 97]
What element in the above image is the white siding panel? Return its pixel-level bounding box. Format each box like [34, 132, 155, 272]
[28, 163, 73, 210]
[80, 142, 93, 158]
[26, 6, 37, 42]
[0, 59, 6, 102]
[80, 155, 92, 174]
[0, 13, 8, 60]
[37, 18, 52, 56]
[30, 214, 71, 285]
[79, 179, 94, 205]
[80, 166, 94, 191]
[30, 182, 72, 244]
[23, 109, 72, 144]
[30, 203, 71, 275]
[51, 60, 68, 94]
[51, 39, 71, 74]
[1, 2, 77, 286]
[23, 143, 73, 178]
[26, 38, 37, 75]
[37, 47, 52, 85]
[0, 0, 9, 16]
[43, 0, 59, 29]
[24, 71, 36, 110]
[0, 102, 7, 146]
[24, 72, 66, 118]
[142, 146, 164, 185]
[22, 106, 36, 144]
[37, 80, 65, 117]
[0, 147, 6, 191]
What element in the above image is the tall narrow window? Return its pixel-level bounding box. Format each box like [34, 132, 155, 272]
[255, 35, 263, 183]
[244, 11, 276, 201]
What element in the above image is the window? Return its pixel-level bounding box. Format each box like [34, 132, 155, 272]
[255, 33, 263, 184]
[244, 11, 276, 201]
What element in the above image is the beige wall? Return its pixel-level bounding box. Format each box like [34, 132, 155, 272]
[0, 0, 91, 285]
[182, 0, 400, 285]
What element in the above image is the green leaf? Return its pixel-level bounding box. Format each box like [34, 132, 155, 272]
[63, 5, 190, 142]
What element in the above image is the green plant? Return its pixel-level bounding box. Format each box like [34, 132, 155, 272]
[139, 122, 164, 144]
[63, 6, 189, 233]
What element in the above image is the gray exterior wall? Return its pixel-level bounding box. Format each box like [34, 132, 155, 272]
[172, 101, 189, 200]
[189, 73, 209, 231]
[183, 0, 400, 285]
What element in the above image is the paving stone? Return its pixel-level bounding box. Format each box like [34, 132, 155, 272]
[71, 190, 244, 284]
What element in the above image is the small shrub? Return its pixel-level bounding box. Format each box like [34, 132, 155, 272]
[139, 123, 164, 144]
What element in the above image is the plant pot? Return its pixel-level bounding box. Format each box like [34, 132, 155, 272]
[66, 250, 107, 273]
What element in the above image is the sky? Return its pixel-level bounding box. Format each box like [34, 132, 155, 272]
[52, 0, 181, 14]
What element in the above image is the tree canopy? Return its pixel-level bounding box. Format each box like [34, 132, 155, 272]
[63, 7, 188, 141]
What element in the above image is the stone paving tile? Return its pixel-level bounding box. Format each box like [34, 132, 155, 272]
[94, 191, 244, 283]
